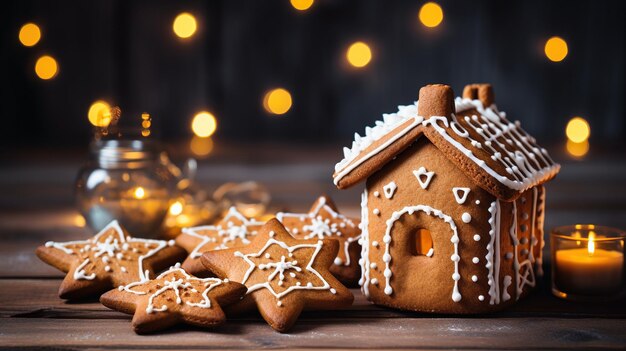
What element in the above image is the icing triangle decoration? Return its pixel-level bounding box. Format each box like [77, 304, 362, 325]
[413, 167, 435, 189]
[383, 181, 397, 199]
[452, 187, 470, 204]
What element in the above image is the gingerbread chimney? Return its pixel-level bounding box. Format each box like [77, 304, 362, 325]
[463, 83, 494, 106]
[418, 84, 455, 119]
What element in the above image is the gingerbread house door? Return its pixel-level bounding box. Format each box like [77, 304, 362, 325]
[383, 206, 461, 308]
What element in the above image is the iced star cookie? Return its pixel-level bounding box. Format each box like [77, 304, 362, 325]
[276, 196, 361, 286]
[201, 218, 354, 332]
[100, 264, 247, 334]
[36, 220, 186, 300]
[175, 207, 264, 276]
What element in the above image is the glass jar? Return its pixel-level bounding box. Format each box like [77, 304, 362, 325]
[75, 139, 177, 238]
[551, 224, 625, 301]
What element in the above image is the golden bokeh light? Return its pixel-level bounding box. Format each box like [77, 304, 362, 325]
[134, 187, 146, 199]
[290, 0, 314, 11]
[346, 42, 372, 68]
[141, 129, 151, 137]
[34, 55, 58, 80]
[87, 100, 112, 127]
[419, 2, 444, 28]
[191, 111, 217, 138]
[190, 136, 214, 157]
[169, 201, 184, 216]
[73, 214, 86, 228]
[19, 23, 41, 47]
[263, 88, 293, 115]
[173, 12, 197, 39]
[566, 116, 590, 143]
[545, 36, 568, 62]
[566, 140, 589, 158]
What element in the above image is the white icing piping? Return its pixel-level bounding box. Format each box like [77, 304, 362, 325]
[45, 220, 173, 283]
[334, 116, 424, 185]
[334, 97, 559, 193]
[120, 265, 228, 314]
[358, 189, 371, 297]
[181, 206, 264, 257]
[382, 205, 461, 302]
[486, 201, 499, 304]
[276, 197, 358, 267]
[234, 238, 332, 302]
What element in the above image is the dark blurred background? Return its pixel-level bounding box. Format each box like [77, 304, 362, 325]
[2, 0, 624, 150]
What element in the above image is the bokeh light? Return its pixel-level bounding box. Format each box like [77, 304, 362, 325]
[173, 12, 197, 39]
[566, 139, 589, 158]
[169, 201, 183, 216]
[19, 23, 41, 47]
[566, 116, 590, 143]
[419, 2, 444, 28]
[191, 111, 217, 137]
[73, 214, 86, 228]
[34, 55, 58, 80]
[87, 100, 112, 127]
[346, 42, 372, 68]
[545, 36, 568, 62]
[263, 88, 293, 115]
[190, 136, 214, 157]
[134, 187, 146, 199]
[291, 0, 314, 11]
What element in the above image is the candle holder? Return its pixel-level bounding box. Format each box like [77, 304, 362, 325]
[551, 225, 625, 301]
[75, 139, 177, 238]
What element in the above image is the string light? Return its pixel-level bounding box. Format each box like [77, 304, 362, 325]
[141, 112, 151, 138]
[418, 2, 444, 28]
[545, 37, 568, 62]
[88, 100, 112, 127]
[263, 88, 292, 115]
[173, 12, 197, 39]
[346, 42, 372, 68]
[290, 0, 314, 11]
[191, 111, 217, 137]
[190, 136, 214, 157]
[566, 117, 590, 143]
[34, 55, 58, 80]
[19, 23, 41, 47]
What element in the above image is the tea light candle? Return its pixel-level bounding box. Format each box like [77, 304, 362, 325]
[551, 225, 626, 300]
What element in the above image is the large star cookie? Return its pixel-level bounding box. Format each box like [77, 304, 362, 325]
[100, 264, 247, 334]
[175, 207, 264, 276]
[276, 196, 361, 285]
[201, 218, 353, 332]
[36, 220, 186, 299]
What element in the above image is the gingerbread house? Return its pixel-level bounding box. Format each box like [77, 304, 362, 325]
[332, 84, 560, 313]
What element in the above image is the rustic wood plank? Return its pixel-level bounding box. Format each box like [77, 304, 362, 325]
[1, 279, 625, 320]
[1, 317, 625, 350]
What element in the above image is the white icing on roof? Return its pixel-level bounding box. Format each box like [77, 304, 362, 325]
[334, 97, 560, 194]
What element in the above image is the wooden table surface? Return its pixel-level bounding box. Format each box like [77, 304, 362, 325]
[1, 147, 626, 350]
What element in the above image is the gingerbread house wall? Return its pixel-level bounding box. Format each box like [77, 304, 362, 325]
[358, 138, 545, 313]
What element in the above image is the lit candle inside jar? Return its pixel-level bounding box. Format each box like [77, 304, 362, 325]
[554, 229, 624, 296]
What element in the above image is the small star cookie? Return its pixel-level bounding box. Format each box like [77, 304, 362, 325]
[36, 220, 186, 299]
[276, 196, 361, 285]
[100, 264, 247, 334]
[201, 218, 354, 332]
[176, 207, 264, 276]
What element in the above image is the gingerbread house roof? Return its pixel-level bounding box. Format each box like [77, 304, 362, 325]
[332, 84, 560, 201]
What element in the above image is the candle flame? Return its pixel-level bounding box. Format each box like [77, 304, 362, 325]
[587, 231, 595, 255]
[134, 187, 146, 199]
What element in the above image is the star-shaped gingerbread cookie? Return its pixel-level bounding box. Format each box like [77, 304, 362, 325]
[201, 218, 354, 332]
[100, 264, 247, 334]
[175, 206, 264, 276]
[36, 220, 186, 299]
[276, 196, 361, 285]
